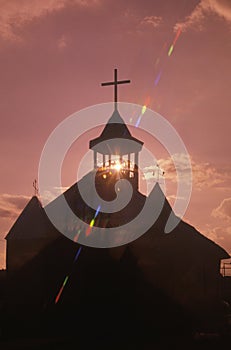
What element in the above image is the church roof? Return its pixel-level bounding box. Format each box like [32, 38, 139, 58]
[146, 183, 230, 260]
[5, 196, 55, 240]
[89, 109, 143, 155]
[45, 175, 230, 261]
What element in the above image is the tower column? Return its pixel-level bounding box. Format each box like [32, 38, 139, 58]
[135, 153, 139, 190]
[135, 153, 138, 168]
[94, 151, 97, 169]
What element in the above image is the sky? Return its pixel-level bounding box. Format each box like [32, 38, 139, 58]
[0, 0, 231, 269]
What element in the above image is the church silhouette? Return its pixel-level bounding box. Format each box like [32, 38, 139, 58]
[2, 69, 231, 347]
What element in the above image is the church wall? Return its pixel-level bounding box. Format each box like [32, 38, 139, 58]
[6, 238, 54, 272]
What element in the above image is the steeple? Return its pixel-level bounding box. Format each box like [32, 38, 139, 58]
[89, 69, 143, 195]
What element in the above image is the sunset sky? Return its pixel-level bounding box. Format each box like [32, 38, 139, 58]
[0, 0, 231, 268]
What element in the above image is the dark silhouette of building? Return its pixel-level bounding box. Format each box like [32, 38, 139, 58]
[2, 69, 231, 346]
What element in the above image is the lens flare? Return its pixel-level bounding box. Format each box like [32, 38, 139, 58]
[55, 246, 82, 304]
[173, 27, 182, 46]
[154, 71, 162, 86]
[86, 205, 101, 236]
[55, 275, 69, 304]
[74, 246, 82, 262]
[168, 27, 182, 57]
[168, 44, 174, 57]
[115, 163, 122, 171]
[135, 102, 148, 127]
[142, 105, 147, 115]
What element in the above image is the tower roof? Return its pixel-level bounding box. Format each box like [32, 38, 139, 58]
[89, 109, 143, 155]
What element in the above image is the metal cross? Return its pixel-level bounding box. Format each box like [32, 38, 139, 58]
[101, 68, 130, 110]
[33, 179, 39, 196]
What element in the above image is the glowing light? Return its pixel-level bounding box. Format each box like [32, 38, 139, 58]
[102, 174, 107, 179]
[168, 44, 174, 56]
[142, 105, 147, 115]
[114, 163, 122, 171]
[90, 218, 95, 227]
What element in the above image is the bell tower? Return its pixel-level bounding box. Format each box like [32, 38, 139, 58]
[89, 69, 143, 200]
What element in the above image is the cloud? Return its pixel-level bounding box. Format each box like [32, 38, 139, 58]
[140, 16, 162, 29]
[143, 154, 231, 190]
[57, 34, 68, 50]
[175, 0, 231, 32]
[40, 186, 69, 206]
[0, 208, 14, 219]
[212, 197, 231, 221]
[0, 193, 30, 219]
[0, 0, 101, 41]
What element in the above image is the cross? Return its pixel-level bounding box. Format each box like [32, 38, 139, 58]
[33, 179, 39, 196]
[101, 68, 130, 110]
[153, 164, 165, 183]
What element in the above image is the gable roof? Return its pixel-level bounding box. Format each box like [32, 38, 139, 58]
[5, 181, 230, 261]
[5, 196, 56, 240]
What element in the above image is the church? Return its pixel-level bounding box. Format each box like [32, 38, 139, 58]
[2, 70, 231, 344]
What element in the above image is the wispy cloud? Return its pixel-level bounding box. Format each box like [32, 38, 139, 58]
[57, 34, 68, 50]
[0, 0, 101, 41]
[0, 193, 31, 218]
[140, 15, 162, 29]
[0, 193, 30, 268]
[174, 0, 231, 32]
[212, 197, 231, 221]
[143, 154, 231, 190]
[0, 208, 14, 219]
[40, 186, 69, 206]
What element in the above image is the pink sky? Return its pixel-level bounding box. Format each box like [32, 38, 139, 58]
[0, 0, 231, 268]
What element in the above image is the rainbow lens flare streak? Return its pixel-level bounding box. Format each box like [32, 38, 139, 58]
[135, 105, 147, 127]
[86, 205, 101, 236]
[154, 70, 162, 86]
[55, 246, 82, 304]
[74, 245, 83, 262]
[135, 27, 182, 126]
[168, 44, 174, 57]
[168, 27, 182, 57]
[55, 204, 102, 304]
